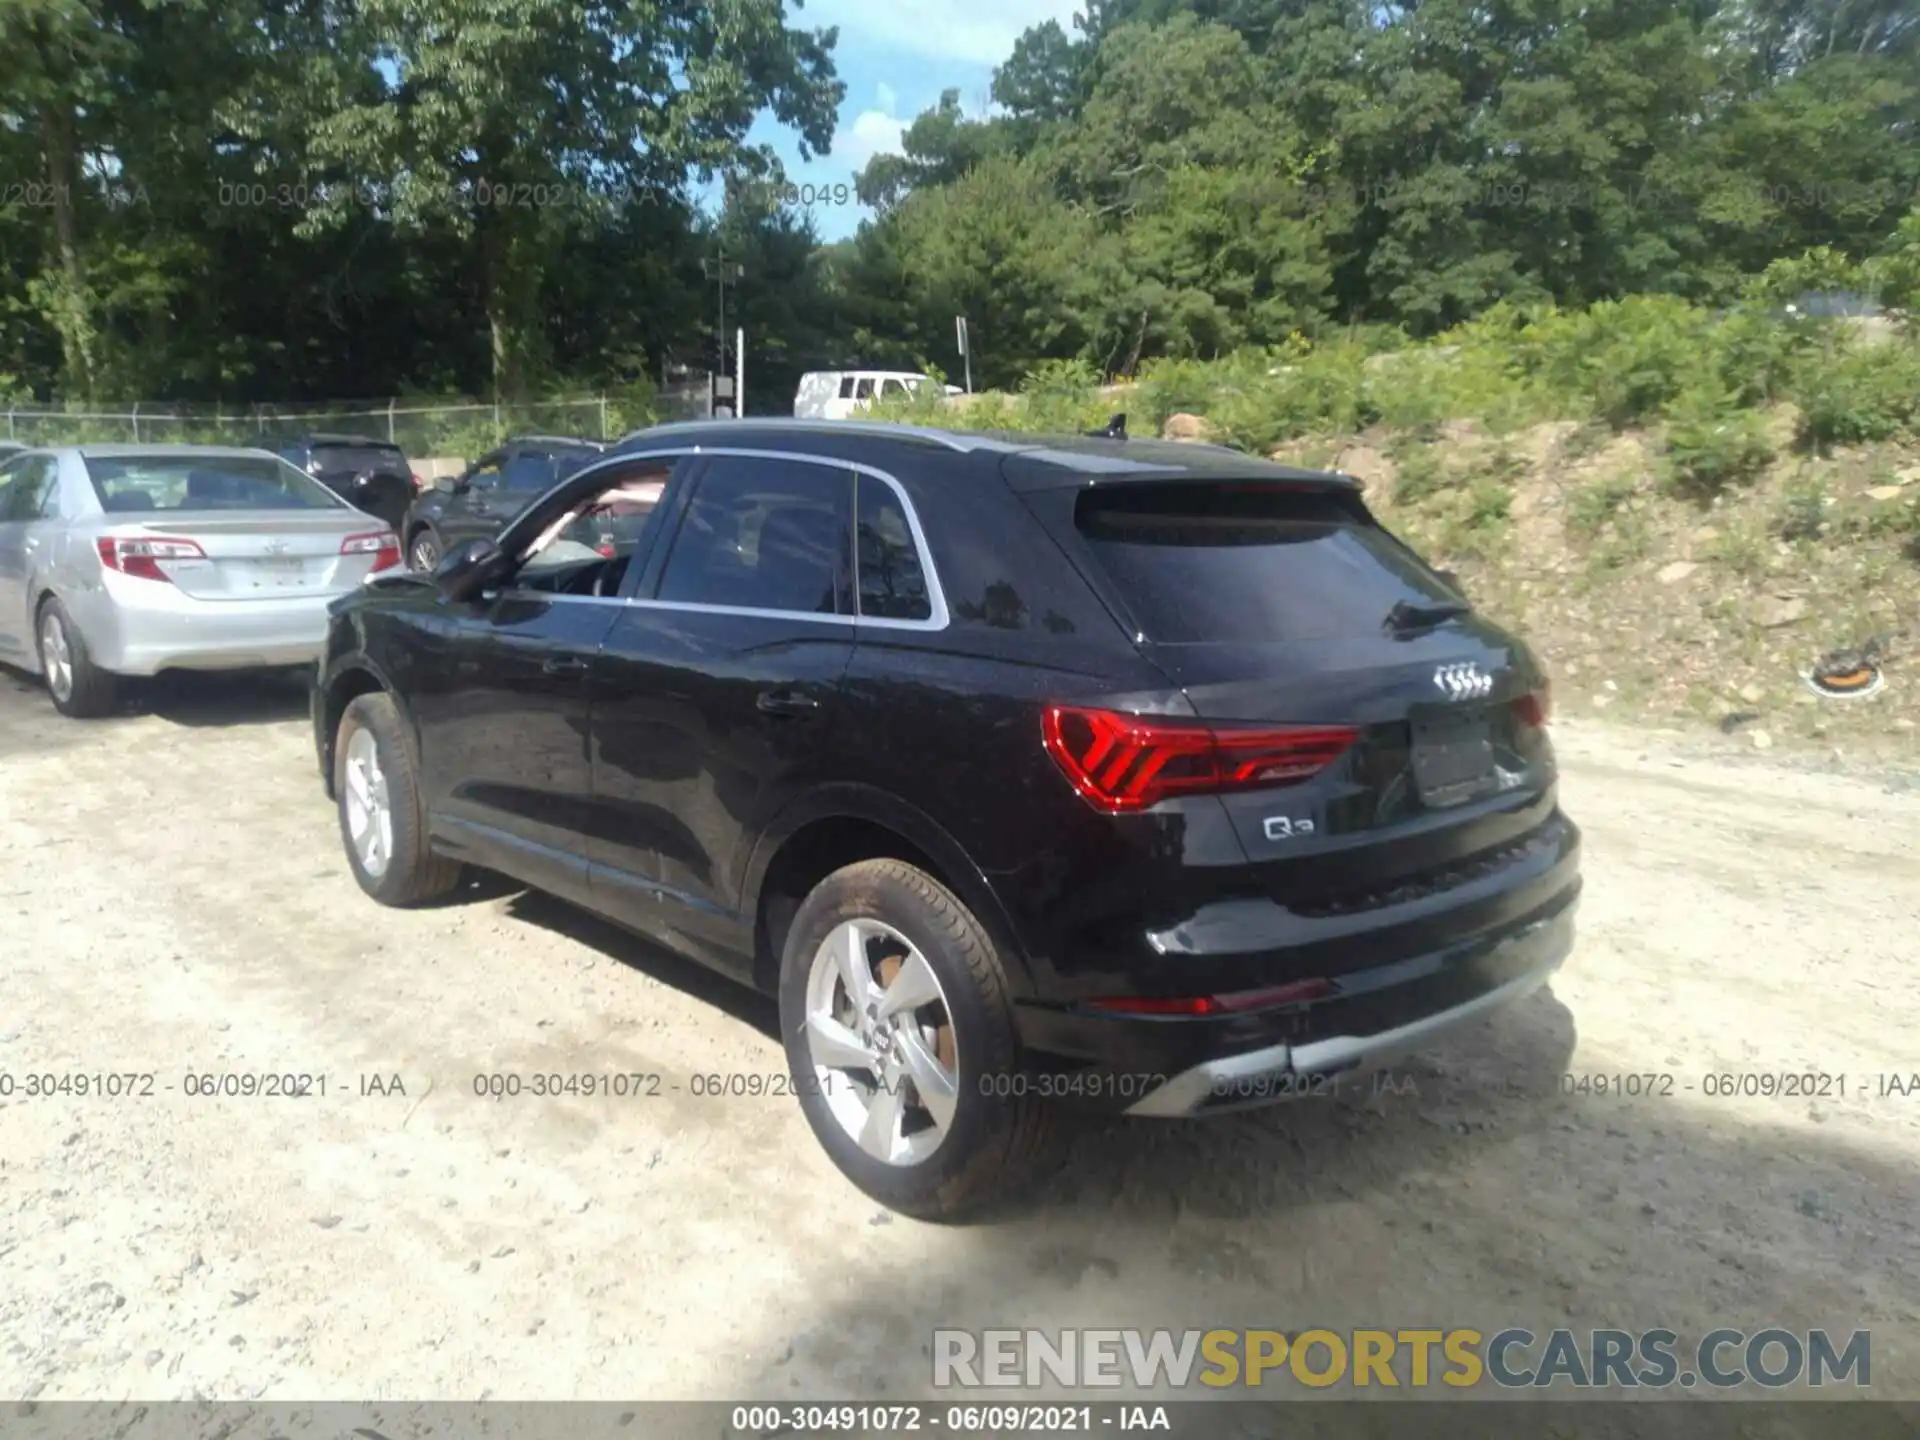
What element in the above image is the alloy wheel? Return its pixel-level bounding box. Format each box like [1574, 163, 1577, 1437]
[39, 611, 73, 704]
[803, 918, 960, 1166]
[342, 726, 394, 878]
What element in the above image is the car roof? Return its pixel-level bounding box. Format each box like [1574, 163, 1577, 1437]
[70, 444, 286, 462]
[508, 435, 606, 451]
[608, 418, 1358, 493]
[286, 433, 406, 448]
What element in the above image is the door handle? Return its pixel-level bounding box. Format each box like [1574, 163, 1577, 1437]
[542, 656, 588, 676]
[757, 688, 821, 715]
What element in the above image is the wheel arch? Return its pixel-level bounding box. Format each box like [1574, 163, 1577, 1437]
[743, 787, 1036, 1000]
[315, 654, 413, 801]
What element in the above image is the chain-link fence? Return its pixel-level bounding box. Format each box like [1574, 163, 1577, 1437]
[0, 386, 716, 462]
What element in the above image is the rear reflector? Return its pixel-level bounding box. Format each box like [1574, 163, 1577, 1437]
[97, 535, 207, 583]
[342, 531, 401, 573]
[1090, 978, 1336, 1017]
[1043, 705, 1357, 814]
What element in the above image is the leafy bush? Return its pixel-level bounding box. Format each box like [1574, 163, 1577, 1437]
[1788, 341, 1920, 450]
[1662, 381, 1775, 499]
[1566, 473, 1639, 538]
[1512, 296, 1714, 429]
[1391, 438, 1452, 505]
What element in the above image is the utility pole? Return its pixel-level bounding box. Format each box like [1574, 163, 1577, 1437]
[702, 251, 745, 418]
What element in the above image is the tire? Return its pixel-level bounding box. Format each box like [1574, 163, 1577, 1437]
[333, 691, 462, 906]
[36, 597, 117, 719]
[780, 858, 1058, 1221]
[408, 527, 443, 573]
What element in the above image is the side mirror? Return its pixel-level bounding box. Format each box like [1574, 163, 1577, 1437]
[434, 537, 510, 603]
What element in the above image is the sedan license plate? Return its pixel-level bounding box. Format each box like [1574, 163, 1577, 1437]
[254, 557, 307, 588]
[1411, 710, 1498, 807]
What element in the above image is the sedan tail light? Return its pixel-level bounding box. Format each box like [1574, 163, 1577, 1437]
[1042, 705, 1358, 814]
[96, 535, 207, 583]
[341, 531, 401, 573]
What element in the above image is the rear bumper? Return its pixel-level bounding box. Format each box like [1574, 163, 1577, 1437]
[1126, 897, 1574, 1116]
[71, 582, 335, 675]
[1008, 863, 1580, 1118]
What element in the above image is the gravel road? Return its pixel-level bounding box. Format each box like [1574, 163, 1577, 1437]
[1, 668, 1916, 1406]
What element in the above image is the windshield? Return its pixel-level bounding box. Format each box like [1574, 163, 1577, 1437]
[84, 455, 346, 513]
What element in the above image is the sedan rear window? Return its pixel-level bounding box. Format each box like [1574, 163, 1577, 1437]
[307, 443, 409, 475]
[85, 456, 344, 513]
[1072, 481, 1459, 643]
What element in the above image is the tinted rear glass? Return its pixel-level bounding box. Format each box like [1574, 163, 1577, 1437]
[86, 456, 343, 512]
[1073, 482, 1458, 643]
[307, 443, 407, 475]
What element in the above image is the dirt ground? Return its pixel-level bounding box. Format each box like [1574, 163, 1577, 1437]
[1, 667, 1916, 1407]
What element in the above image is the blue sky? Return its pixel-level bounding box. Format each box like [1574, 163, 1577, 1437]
[723, 0, 1084, 242]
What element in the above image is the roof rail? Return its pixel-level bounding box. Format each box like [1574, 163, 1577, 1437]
[613, 416, 1028, 455]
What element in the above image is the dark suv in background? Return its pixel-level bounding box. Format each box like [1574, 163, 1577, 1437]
[400, 435, 609, 571]
[311, 418, 1580, 1219]
[274, 434, 418, 534]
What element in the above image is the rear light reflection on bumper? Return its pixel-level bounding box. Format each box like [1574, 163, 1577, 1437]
[1088, 978, 1336, 1017]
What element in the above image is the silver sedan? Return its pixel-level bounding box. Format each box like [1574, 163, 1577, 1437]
[0, 445, 401, 717]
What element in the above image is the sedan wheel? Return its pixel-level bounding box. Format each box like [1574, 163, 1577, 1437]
[39, 610, 73, 704]
[409, 531, 441, 572]
[804, 917, 961, 1166]
[341, 725, 394, 878]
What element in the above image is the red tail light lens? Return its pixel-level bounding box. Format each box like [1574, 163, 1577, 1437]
[1042, 705, 1358, 814]
[96, 535, 207, 583]
[1514, 683, 1552, 729]
[341, 531, 401, 574]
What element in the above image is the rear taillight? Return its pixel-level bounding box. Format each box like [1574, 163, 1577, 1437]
[1514, 683, 1552, 729]
[342, 531, 401, 573]
[411, 472, 425, 490]
[1042, 705, 1358, 815]
[96, 535, 207, 583]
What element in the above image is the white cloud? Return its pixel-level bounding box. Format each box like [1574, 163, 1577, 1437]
[803, 0, 1084, 67]
[836, 107, 909, 171]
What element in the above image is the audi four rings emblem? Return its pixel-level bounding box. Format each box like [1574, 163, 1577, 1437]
[1434, 662, 1492, 700]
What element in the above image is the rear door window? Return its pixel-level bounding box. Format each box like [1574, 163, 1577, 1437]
[1070, 482, 1459, 643]
[2, 457, 58, 521]
[837, 376, 856, 400]
[656, 456, 851, 616]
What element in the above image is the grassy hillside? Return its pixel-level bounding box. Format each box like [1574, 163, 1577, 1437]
[878, 295, 1920, 762]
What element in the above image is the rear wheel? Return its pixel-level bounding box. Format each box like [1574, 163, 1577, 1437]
[334, 691, 461, 905]
[779, 859, 1057, 1221]
[37, 598, 117, 719]
[408, 527, 442, 572]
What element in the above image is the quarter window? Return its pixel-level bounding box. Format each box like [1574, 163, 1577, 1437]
[855, 474, 932, 622]
[657, 457, 851, 615]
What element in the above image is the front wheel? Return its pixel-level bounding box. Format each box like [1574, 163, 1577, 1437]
[779, 859, 1058, 1221]
[334, 691, 462, 905]
[37, 598, 117, 719]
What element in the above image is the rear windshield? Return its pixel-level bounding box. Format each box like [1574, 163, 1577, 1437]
[308, 442, 408, 475]
[85, 456, 344, 513]
[1072, 482, 1459, 643]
